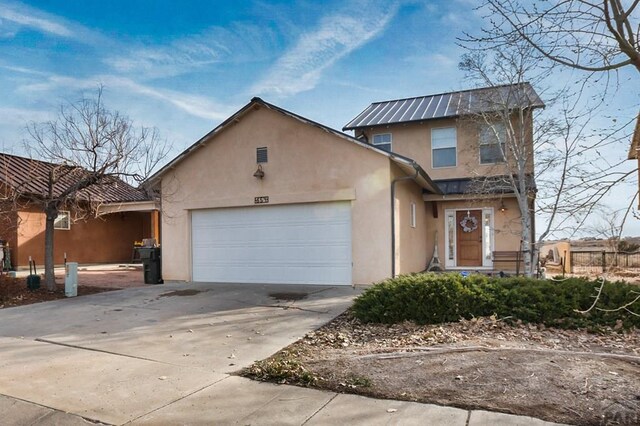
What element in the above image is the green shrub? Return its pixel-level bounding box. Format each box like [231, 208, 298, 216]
[352, 273, 640, 329]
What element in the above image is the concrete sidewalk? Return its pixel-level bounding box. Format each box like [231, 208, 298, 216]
[2, 377, 560, 425]
[0, 282, 563, 425]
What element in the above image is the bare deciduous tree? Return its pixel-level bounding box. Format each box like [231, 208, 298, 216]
[17, 88, 168, 290]
[466, 0, 640, 74]
[459, 42, 636, 276]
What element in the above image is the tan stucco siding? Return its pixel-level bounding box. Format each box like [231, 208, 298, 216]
[361, 115, 534, 180]
[15, 208, 146, 267]
[392, 165, 429, 275]
[160, 106, 394, 284]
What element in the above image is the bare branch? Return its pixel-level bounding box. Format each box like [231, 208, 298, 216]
[12, 86, 170, 289]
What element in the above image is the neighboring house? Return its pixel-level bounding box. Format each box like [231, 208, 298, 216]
[148, 84, 543, 286]
[628, 112, 640, 209]
[0, 153, 160, 268]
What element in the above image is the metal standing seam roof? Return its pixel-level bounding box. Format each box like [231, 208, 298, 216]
[343, 83, 545, 130]
[0, 153, 150, 203]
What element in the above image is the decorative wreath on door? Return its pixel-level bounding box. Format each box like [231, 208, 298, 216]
[459, 214, 478, 233]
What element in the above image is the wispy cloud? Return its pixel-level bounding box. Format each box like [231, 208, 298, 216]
[0, 1, 72, 37]
[405, 52, 457, 69]
[251, 1, 399, 98]
[111, 78, 233, 121]
[18, 72, 232, 121]
[107, 42, 222, 76]
[0, 63, 50, 76]
[105, 23, 275, 79]
[0, 106, 51, 125]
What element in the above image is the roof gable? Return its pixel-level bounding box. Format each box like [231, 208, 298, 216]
[343, 83, 545, 130]
[0, 152, 149, 203]
[146, 97, 442, 194]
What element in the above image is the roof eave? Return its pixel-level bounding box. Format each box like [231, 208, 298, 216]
[146, 97, 435, 186]
[145, 100, 261, 185]
[389, 154, 441, 195]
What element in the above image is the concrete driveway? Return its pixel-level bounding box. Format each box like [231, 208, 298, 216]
[0, 282, 561, 426]
[0, 282, 358, 425]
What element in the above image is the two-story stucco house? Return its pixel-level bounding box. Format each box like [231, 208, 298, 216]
[148, 83, 543, 285]
[343, 83, 544, 275]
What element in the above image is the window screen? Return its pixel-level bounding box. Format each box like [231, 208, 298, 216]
[54, 211, 70, 230]
[432, 128, 456, 168]
[372, 133, 392, 152]
[479, 123, 506, 164]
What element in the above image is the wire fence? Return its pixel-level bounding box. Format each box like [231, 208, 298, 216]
[570, 251, 640, 274]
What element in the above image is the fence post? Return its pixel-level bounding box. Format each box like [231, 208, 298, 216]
[602, 250, 606, 273]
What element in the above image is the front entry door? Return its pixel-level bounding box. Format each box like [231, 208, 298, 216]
[456, 210, 482, 267]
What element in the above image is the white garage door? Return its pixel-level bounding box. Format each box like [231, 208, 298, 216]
[191, 201, 352, 285]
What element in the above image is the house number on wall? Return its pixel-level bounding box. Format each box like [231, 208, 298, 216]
[254, 196, 269, 204]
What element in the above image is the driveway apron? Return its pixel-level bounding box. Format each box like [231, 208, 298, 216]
[0, 282, 357, 424]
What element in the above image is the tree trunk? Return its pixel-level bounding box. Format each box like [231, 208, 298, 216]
[44, 205, 57, 291]
[517, 195, 533, 277]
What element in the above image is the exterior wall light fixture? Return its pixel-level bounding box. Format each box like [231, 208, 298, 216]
[253, 164, 265, 179]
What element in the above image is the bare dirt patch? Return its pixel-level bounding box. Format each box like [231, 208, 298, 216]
[545, 265, 640, 285]
[0, 275, 116, 308]
[69, 265, 145, 289]
[244, 313, 640, 425]
[0, 265, 144, 308]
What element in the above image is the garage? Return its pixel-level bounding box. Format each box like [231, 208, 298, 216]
[191, 201, 352, 285]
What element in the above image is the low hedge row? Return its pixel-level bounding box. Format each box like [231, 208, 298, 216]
[352, 273, 640, 329]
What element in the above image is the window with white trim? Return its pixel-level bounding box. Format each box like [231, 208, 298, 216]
[410, 202, 416, 228]
[432, 127, 456, 168]
[54, 211, 70, 230]
[479, 123, 506, 164]
[484, 211, 492, 259]
[447, 213, 455, 261]
[372, 133, 392, 152]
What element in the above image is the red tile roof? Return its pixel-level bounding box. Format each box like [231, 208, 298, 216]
[0, 153, 150, 203]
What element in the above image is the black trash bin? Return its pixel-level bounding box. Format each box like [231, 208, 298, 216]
[137, 247, 163, 284]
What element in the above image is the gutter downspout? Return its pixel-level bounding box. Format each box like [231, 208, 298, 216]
[390, 167, 419, 278]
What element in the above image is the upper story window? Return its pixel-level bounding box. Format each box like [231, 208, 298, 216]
[372, 133, 392, 152]
[479, 123, 506, 164]
[54, 211, 70, 230]
[431, 127, 457, 168]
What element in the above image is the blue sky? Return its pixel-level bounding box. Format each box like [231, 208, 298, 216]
[0, 0, 638, 236]
[0, 0, 473, 153]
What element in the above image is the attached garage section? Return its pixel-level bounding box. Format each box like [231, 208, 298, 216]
[191, 201, 352, 285]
